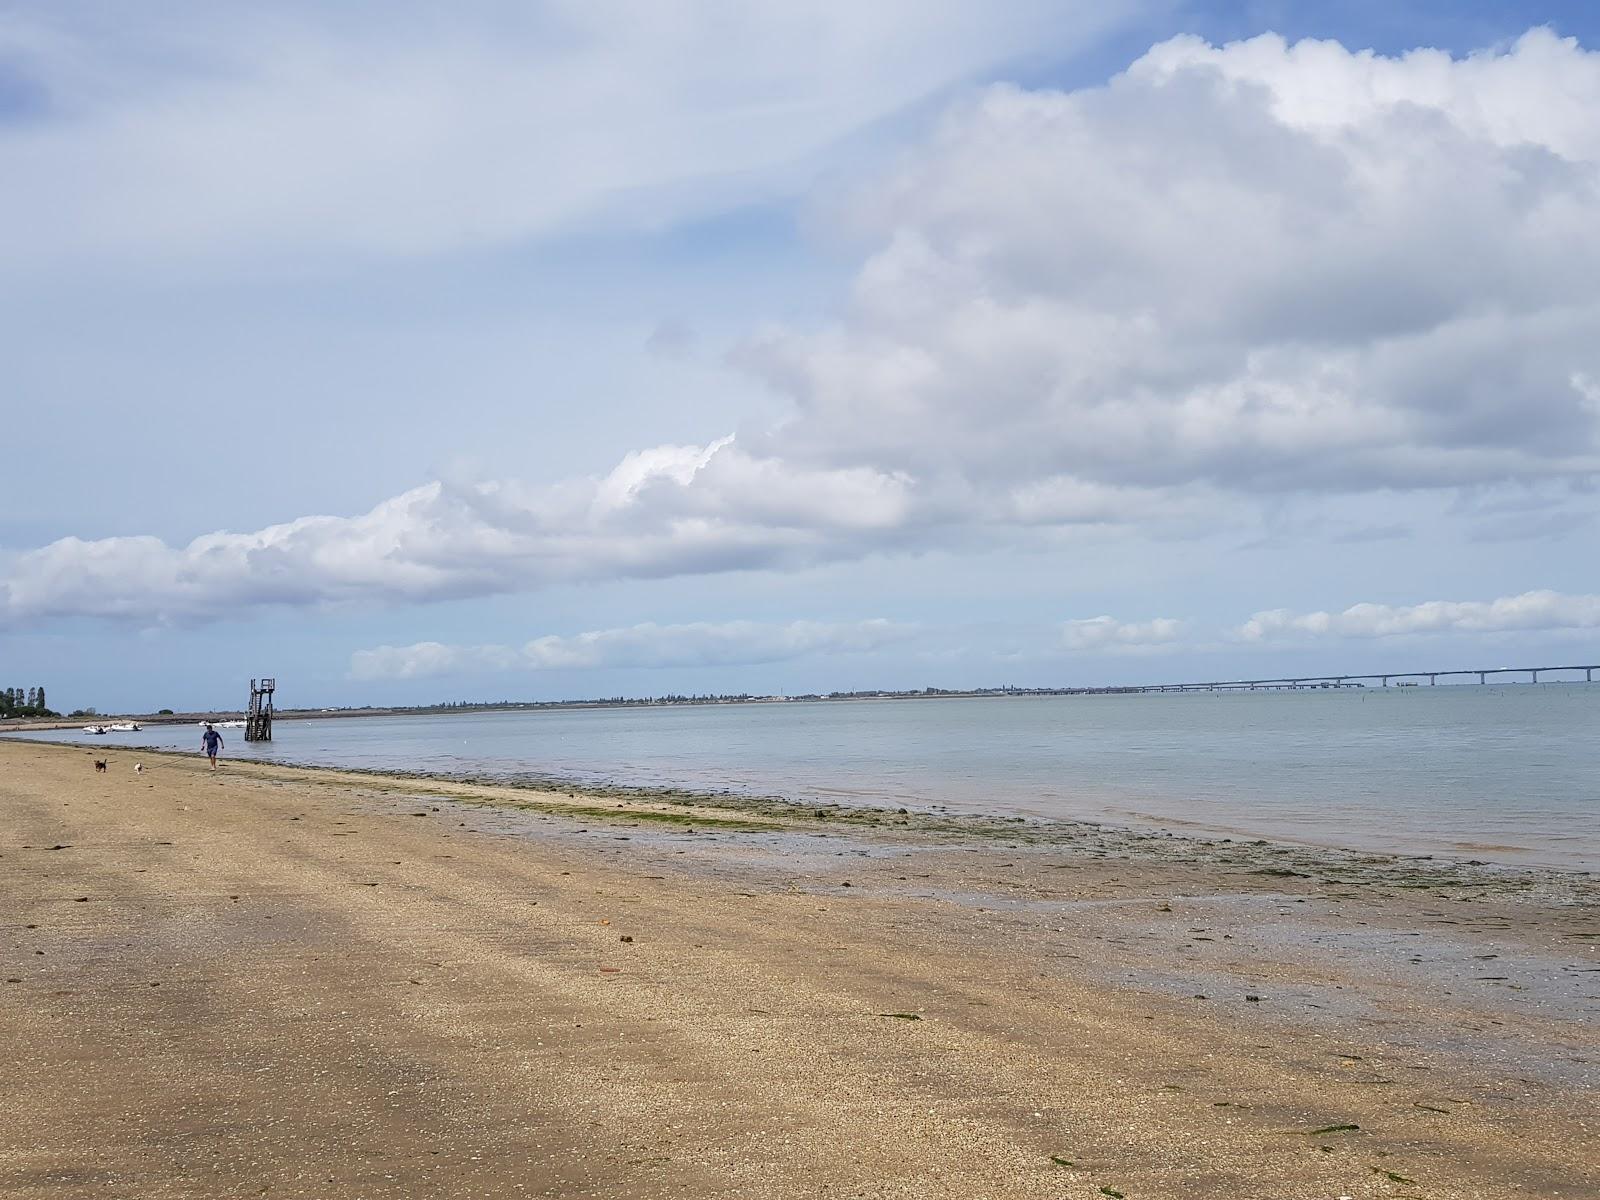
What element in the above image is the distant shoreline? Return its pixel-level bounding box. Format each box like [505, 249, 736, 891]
[3, 673, 1589, 736]
[0, 688, 1135, 734]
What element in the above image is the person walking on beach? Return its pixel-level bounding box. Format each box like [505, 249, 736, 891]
[201, 723, 224, 770]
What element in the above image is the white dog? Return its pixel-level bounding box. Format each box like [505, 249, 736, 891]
[134, 762, 144, 774]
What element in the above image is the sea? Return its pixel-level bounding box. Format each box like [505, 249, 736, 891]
[10, 684, 1598, 871]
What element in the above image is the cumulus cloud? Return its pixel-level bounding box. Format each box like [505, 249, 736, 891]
[350, 618, 914, 680]
[7, 27, 1600, 626]
[0, 440, 926, 626]
[741, 28, 1600, 493]
[1236, 589, 1600, 641]
[1061, 616, 1184, 652]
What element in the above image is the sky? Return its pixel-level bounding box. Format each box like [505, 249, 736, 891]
[3, 0, 1599, 713]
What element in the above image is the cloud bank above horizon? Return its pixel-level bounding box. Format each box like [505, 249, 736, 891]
[345, 589, 1600, 682]
[1236, 589, 1600, 643]
[349, 618, 916, 680]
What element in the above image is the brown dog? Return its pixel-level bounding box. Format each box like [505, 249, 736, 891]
[93, 759, 107, 773]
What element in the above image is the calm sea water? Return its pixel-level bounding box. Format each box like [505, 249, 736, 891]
[12, 685, 1598, 870]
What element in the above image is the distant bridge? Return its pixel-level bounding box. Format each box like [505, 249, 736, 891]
[1053, 663, 1600, 695]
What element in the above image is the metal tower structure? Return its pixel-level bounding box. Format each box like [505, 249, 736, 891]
[245, 678, 275, 741]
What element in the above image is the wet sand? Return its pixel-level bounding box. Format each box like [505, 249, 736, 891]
[2, 739, 1596, 1199]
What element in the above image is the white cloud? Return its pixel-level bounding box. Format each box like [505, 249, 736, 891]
[0, 439, 929, 626]
[1061, 615, 1184, 652]
[350, 618, 914, 680]
[0, 1, 1131, 267]
[1236, 589, 1600, 642]
[6, 27, 1600, 628]
[1, 430, 1205, 627]
[352, 594, 1597, 681]
[741, 28, 1600, 493]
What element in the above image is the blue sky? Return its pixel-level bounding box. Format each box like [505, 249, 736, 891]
[3, 1, 1598, 712]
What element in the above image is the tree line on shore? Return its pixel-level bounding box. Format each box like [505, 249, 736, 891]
[0, 686, 56, 718]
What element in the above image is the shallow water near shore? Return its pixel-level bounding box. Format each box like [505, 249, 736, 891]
[11, 683, 1599, 870]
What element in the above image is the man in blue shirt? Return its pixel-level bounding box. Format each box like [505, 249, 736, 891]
[201, 723, 224, 770]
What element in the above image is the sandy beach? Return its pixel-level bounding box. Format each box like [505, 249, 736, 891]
[2, 739, 1595, 1199]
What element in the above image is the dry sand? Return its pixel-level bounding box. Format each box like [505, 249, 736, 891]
[1, 739, 1595, 1199]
